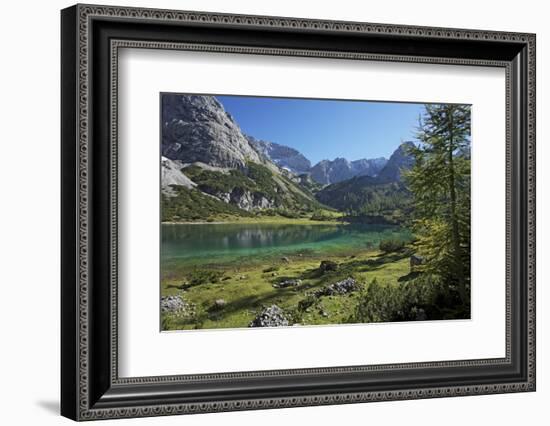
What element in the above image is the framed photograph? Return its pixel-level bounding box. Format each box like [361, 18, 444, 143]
[61, 4, 536, 421]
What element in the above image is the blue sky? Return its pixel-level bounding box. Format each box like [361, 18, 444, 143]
[217, 95, 425, 163]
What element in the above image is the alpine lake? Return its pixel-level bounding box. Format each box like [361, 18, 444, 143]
[160, 221, 414, 330]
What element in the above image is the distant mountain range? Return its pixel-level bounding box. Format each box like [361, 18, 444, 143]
[309, 157, 387, 184]
[161, 94, 416, 221]
[247, 136, 312, 175]
[251, 137, 415, 186]
[314, 142, 415, 213]
[245, 134, 405, 186]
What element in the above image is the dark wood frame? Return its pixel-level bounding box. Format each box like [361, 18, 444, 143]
[61, 4, 536, 421]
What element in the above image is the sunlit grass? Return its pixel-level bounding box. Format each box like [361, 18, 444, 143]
[161, 246, 411, 330]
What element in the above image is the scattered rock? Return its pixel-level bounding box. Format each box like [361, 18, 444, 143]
[213, 299, 227, 310]
[314, 277, 359, 297]
[161, 295, 189, 314]
[281, 256, 290, 263]
[249, 305, 289, 327]
[273, 279, 302, 289]
[319, 260, 338, 273]
[271, 272, 278, 277]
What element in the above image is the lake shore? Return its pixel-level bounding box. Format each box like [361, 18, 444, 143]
[161, 216, 345, 226]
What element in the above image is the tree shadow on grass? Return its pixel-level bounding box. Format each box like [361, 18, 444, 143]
[397, 271, 421, 282]
[165, 282, 208, 291]
[172, 250, 416, 328]
[339, 249, 411, 273]
[205, 289, 300, 323]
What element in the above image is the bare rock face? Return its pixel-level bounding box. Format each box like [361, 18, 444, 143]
[247, 136, 311, 174]
[228, 189, 274, 211]
[197, 184, 277, 211]
[162, 95, 261, 168]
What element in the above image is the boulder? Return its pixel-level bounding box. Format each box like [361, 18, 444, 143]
[249, 305, 289, 327]
[160, 295, 188, 314]
[273, 279, 302, 289]
[319, 260, 338, 273]
[314, 277, 359, 297]
[213, 299, 227, 310]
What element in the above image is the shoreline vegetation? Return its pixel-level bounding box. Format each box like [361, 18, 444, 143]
[160, 214, 344, 226]
[161, 215, 402, 226]
[160, 210, 402, 226]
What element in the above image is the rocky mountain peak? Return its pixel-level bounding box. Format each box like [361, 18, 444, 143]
[376, 141, 415, 182]
[247, 136, 311, 174]
[161, 95, 261, 169]
[310, 156, 387, 185]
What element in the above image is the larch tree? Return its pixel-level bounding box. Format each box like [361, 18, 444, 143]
[404, 104, 471, 305]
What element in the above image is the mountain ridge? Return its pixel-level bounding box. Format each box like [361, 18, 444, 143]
[314, 142, 416, 214]
[246, 136, 391, 185]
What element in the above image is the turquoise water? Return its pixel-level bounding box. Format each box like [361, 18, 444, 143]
[161, 223, 411, 266]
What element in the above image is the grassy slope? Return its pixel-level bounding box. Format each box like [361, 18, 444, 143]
[162, 184, 341, 224]
[161, 247, 411, 330]
[161, 186, 253, 222]
[174, 163, 324, 217]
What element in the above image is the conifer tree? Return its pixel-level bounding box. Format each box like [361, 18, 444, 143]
[405, 104, 471, 305]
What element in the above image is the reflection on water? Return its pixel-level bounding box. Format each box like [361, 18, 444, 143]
[161, 223, 411, 265]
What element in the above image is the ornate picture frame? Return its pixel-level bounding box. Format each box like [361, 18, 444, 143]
[61, 4, 535, 421]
